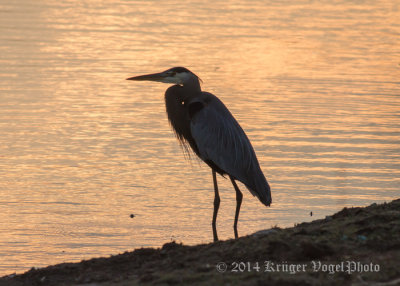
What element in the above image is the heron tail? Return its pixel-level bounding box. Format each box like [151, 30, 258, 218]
[245, 169, 272, 207]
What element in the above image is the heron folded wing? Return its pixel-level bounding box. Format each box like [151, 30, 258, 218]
[190, 93, 271, 207]
[190, 96, 255, 186]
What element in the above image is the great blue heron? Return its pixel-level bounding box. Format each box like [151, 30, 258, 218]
[127, 67, 271, 241]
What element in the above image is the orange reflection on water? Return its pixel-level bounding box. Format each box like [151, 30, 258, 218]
[0, 0, 399, 275]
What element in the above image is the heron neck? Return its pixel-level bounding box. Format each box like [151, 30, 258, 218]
[181, 77, 201, 99]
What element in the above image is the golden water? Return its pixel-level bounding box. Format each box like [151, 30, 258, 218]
[0, 0, 399, 275]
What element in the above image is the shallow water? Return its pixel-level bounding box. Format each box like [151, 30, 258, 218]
[0, 0, 399, 275]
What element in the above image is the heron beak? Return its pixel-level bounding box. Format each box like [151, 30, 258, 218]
[126, 72, 166, 82]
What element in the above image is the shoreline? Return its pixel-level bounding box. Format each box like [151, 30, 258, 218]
[2, 199, 399, 286]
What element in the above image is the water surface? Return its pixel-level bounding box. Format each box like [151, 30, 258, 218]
[0, 0, 399, 275]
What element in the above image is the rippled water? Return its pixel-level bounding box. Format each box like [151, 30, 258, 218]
[0, 0, 399, 275]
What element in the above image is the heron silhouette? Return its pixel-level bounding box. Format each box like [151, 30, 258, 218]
[127, 67, 271, 241]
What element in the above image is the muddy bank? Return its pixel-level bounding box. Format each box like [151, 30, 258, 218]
[2, 199, 399, 286]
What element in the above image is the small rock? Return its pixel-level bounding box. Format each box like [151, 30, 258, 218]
[252, 229, 278, 236]
[3, 273, 16, 279]
[357, 235, 367, 242]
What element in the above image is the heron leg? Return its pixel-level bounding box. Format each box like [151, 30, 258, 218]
[212, 170, 220, 242]
[230, 176, 243, 239]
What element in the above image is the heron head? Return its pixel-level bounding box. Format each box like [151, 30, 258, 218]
[126, 67, 201, 85]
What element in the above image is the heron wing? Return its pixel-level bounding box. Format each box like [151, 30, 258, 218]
[190, 92, 271, 206]
[190, 95, 255, 184]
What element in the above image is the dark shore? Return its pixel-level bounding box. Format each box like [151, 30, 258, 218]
[2, 199, 399, 286]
